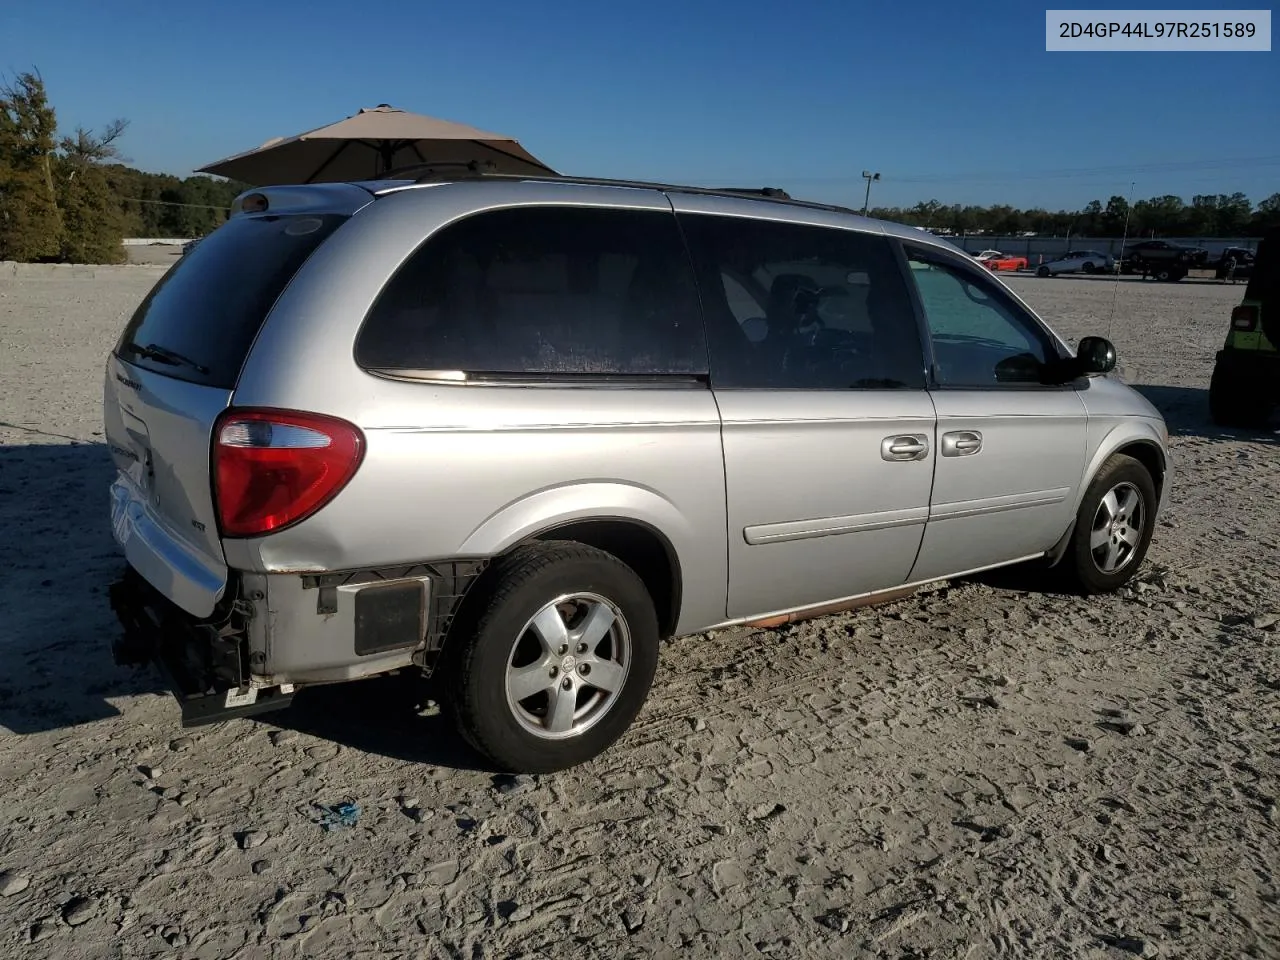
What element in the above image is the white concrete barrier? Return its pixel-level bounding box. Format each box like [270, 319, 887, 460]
[0, 261, 171, 278]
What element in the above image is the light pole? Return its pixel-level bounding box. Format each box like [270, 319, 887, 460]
[861, 170, 880, 216]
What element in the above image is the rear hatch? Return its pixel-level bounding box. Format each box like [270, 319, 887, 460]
[104, 209, 349, 616]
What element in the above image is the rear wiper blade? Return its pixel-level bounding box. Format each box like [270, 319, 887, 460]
[127, 342, 210, 374]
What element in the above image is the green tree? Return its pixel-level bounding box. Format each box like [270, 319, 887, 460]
[1102, 195, 1130, 235]
[1252, 193, 1280, 232]
[55, 119, 130, 262]
[1215, 191, 1252, 236]
[0, 71, 61, 261]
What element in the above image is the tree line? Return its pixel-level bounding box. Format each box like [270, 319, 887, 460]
[0, 71, 247, 263]
[868, 191, 1280, 239]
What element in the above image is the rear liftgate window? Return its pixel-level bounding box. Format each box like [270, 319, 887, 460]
[116, 213, 348, 389]
[354, 206, 709, 379]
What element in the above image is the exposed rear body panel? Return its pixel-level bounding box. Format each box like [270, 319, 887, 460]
[104, 354, 232, 616]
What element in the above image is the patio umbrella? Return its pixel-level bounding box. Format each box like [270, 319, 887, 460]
[196, 104, 557, 185]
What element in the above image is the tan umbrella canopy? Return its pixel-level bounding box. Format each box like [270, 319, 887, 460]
[196, 104, 557, 185]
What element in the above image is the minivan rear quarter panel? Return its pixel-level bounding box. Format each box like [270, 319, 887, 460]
[226, 182, 731, 636]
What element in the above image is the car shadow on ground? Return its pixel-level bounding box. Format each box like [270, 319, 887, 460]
[0, 440, 170, 735]
[264, 672, 495, 772]
[0, 439, 486, 768]
[1133, 384, 1279, 442]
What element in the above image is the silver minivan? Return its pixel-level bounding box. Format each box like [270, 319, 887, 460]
[105, 175, 1170, 772]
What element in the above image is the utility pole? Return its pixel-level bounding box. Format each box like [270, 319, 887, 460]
[861, 170, 880, 216]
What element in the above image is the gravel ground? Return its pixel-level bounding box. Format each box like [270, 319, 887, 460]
[0, 265, 1277, 960]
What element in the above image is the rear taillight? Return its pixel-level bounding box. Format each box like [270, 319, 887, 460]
[213, 409, 364, 538]
[1232, 305, 1259, 331]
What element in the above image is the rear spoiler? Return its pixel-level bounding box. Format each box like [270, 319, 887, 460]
[229, 182, 378, 218]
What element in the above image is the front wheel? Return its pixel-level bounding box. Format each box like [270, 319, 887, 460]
[444, 541, 660, 773]
[1061, 454, 1157, 594]
[1037, 265, 1051, 278]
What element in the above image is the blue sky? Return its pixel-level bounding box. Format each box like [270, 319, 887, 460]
[3, 0, 1276, 210]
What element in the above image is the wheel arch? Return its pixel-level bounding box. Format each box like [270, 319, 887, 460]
[1048, 424, 1169, 566]
[526, 518, 682, 641]
[1113, 438, 1166, 503]
[456, 482, 693, 639]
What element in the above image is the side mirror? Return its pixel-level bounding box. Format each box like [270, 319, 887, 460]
[1077, 335, 1116, 374]
[1038, 335, 1117, 385]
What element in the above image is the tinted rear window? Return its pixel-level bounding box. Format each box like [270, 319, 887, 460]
[116, 213, 347, 389]
[354, 206, 708, 378]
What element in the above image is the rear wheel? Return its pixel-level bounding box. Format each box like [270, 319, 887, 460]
[443, 541, 660, 773]
[1082, 261, 1096, 274]
[1209, 361, 1272, 428]
[1061, 454, 1157, 594]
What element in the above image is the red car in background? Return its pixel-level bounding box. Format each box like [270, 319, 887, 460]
[973, 249, 1029, 272]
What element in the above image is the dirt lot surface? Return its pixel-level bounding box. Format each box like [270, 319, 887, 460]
[0, 265, 1276, 960]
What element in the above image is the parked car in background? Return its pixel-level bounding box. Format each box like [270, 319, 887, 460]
[1120, 239, 1207, 281]
[1213, 246, 1255, 282]
[979, 251, 1029, 272]
[104, 174, 1170, 773]
[1035, 250, 1115, 277]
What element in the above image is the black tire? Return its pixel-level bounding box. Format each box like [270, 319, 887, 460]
[1037, 265, 1051, 278]
[1060, 453, 1157, 595]
[443, 541, 660, 773]
[1209, 361, 1271, 428]
[1154, 267, 1174, 281]
[1082, 261, 1095, 274]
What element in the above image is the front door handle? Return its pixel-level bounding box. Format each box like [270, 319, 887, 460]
[941, 430, 983, 457]
[881, 434, 930, 462]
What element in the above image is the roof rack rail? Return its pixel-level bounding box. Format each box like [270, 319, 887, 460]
[709, 186, 793, 200]
[390, 170, 861, 218]
[379, 160, 500, 180]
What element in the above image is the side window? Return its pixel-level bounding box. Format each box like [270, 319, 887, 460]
[905, 248, 1060, 387]
[720, 272, 768, 343]
[677, 213, 926, 390]
[355, 206, 708, 377]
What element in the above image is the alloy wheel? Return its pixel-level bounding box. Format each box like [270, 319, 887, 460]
[1089, 482, 1145, 574]
[504, 593, 631, 740]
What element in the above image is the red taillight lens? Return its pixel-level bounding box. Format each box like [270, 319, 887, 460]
[1231, 305, 1258, 331]
[213, 409, 364, 538]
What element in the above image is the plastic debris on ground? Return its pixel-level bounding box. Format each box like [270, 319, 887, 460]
[304, 801, 362, 832]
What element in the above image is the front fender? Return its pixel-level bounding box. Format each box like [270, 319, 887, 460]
[1047, 416, 1169, 567]
[1078, 415, 1170, 517]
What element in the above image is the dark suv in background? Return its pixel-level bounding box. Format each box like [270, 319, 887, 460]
[1121, 239, 1209, 282]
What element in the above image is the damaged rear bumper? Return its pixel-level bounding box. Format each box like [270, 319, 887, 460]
[107, 566, 294, 726]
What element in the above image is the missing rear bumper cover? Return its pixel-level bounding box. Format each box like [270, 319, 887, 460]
[302, 559, 488, 662]
[353, 579, 428, 656]
[108, 568, 293, 727]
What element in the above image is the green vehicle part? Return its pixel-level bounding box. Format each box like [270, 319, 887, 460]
[1209, 226, 1278, 428]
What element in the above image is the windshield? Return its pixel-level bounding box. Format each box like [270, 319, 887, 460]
[116, 213, 348, 389]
